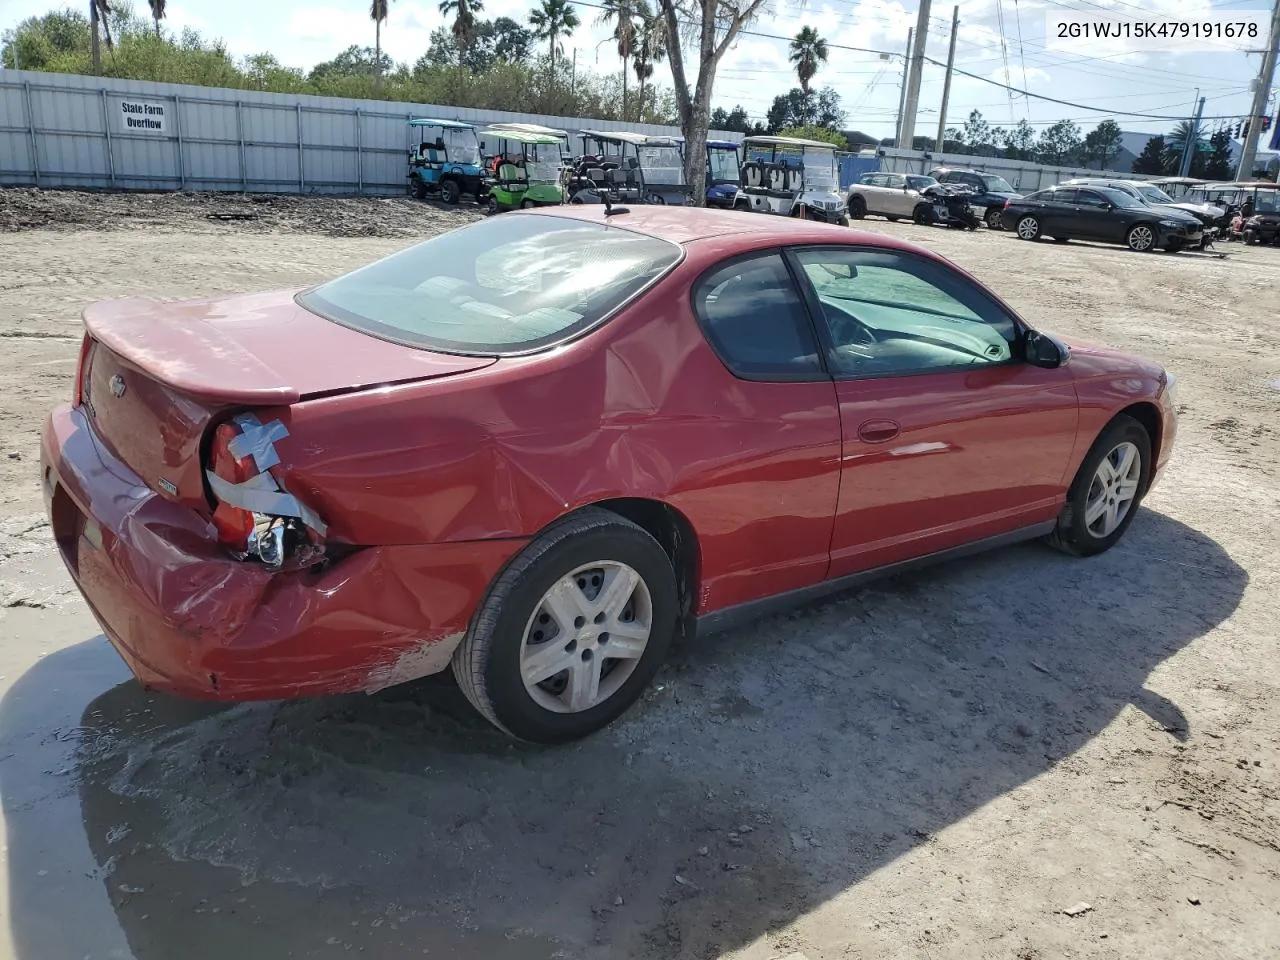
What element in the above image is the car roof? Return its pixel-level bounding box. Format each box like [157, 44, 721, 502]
[706, 140, 741, 149]
[515, 204, 928, 250]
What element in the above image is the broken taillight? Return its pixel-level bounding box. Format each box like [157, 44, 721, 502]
[209, 421, 255, 551]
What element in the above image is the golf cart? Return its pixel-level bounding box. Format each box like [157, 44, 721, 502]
[479, 127, 566, 213]
[740, 135, 847, 224]
[1236, 181, 1280, 244]
[483, 122, 571, 167]
[565, 131, 693, 206]
[705, 140, 750, 211]
[407, 118, 486, 205]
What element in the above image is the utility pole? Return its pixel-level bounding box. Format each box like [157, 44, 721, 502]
[571, 48, 578, 102]
[895, 29, 913, 148]
[899, 0, 934, 151]
[90, 0, 101, 75]
[935, 6, 960, 153]
[1237, 0, 1280, 180]
[1179, 94, 1205, 178]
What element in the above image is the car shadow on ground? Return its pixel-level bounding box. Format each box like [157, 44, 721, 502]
[0, 509, 1247, 960]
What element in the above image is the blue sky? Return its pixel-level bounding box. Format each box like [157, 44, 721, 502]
[3, 0, 1275, 140]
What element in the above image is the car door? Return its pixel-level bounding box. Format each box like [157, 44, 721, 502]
[884, 174, 913, 216]
[1073, 188, 1123, 240]
[785, 245, 1080, 577]
[687, 250, 842, 609]
[858, 174, 888, 215]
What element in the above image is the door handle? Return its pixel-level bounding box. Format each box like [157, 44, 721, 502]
[857, 419, 901, 443]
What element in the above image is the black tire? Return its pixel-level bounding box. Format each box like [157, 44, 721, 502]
[985, 208, 1003, 230]
[412, 178, 428, 201]
[452, 508, 679, 743]
[735, 200, 752, 212]
[485, 196, 499, 216]
[1245, 230, 1259, 245]
[521, 199, 535, 209]
[440, 178, 461, 204]
[1014, 215, 1041, 241]
[1045, 414, 1152, 558]
[912, 203, 932, 225]
[1052, 236, 1069, 243]
[1126, 223, 1156, 252]
[847, 195, 867, 219]
[838, 216, 850, 227]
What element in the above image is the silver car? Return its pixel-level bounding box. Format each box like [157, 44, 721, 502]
[846, 172, 939, 222]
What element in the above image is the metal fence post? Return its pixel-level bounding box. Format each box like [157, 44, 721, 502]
[100, 88, 116, 187]
[22, 81, 39, 185]
[174, 95, 186, 190]
[236, 100, 247, 192]
[355, 108, 363, 196]
[296, 103, 304, 193]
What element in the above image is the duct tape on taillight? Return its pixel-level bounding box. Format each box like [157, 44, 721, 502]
[226, 412, 289, 471]
[206, 470, 328, 536]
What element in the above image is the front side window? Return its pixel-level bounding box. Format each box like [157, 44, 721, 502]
[792, 248, 1018, 378]
[906, 175, 938, 191]
[299, 215, 681, 355]
[1075, 190, 1110, 208]
[1135, 184, 1175, 204]
[886, 174, 907, 189]
[694, 253, 823, 380]
[982, 174, 1015, 192]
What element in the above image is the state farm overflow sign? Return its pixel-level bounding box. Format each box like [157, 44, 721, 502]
[118, 99, 167, 133]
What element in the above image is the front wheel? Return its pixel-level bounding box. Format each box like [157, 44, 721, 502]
[440, 178, 461, 205]
[485, 196, 499, 216]
[985, 208, 1003, 230]
[521, 199, 535, 209]
[1126, 223, 1155, 252]
[1015, 215, 1041, 241]
[1045, 415, 1151, 557]
[452, 508, 679, 743]
[913, 203, 933, 225]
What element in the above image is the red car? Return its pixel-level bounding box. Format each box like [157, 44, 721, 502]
[41, 206, 1177, 742]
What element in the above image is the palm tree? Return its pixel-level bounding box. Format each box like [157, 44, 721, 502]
[147, 0, 166, 37]
[632, 6, 666, 123]
[1165, 119, 1205, 169]
[528, 0, 579, 91]
[597, 0, 639, 121]
[788, 26, 828, 94]
[439, 0, 484, 57]
[370, 0, 390, 94]
[89, 0, 114, 75]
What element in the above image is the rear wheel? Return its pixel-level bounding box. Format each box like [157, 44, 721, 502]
[1015, 215, 1041, 241]
[412, 178, 428, 201]
[485, 196, 499, 216]
[440, 178, 461, 205]
[1045, 415, 1151, 557]
[452, 509, 679, 743]
[848, 195, 867, 219]
[1126, 223, 1155, 252]
[985, 208, 1003, 230]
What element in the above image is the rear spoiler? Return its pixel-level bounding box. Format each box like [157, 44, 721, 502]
[83, 297, 301, 406]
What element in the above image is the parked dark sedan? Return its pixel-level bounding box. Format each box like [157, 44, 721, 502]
[1003, 185, 1204, 252]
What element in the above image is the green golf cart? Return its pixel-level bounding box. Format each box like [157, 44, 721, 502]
[479, 127, 567, 213]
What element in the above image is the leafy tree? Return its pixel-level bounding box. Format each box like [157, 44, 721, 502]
[631, 3, 666, 123]
[657, 0, 770, 204]
[309, 45, 393, 82]
[439, 0, 483, 58]
[1203, 128, 1233, 181]
[420, 18, 531, 71]
[766, 86, 844, 133]
[370, 0, 390, 94]
[597, 0, 641, 120]
[1036, 119, 1083, 165]
[1083, 119, 1123, 169]
[962, 109, 993, 154]
[942, 127, 967, 153]
[779, 124, 846, 150]
[788, 26, 828, 94]
[710, 104, 753, 133]
[1131, 135, 1171, 175]
[1164, 120, 1205, 170]
[147, 0, 165, 37]
[1002, 119, 1036, 160]
[528, 0, 578, 91]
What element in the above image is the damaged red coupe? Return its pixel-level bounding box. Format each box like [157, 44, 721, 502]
[42, 206, 1177, 742]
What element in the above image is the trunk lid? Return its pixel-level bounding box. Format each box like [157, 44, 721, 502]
[79, 290, 495, 509]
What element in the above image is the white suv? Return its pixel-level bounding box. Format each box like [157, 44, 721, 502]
[846, 172, 938, 222]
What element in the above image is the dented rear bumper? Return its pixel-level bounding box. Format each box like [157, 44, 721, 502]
[41, 403, 524, 700]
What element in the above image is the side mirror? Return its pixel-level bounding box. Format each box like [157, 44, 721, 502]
[1023, 330, 1068, 369]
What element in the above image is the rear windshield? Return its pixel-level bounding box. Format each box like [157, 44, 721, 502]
[298, 215, 682, 354]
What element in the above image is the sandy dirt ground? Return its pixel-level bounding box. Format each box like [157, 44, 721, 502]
[0, 190, 1278, 960]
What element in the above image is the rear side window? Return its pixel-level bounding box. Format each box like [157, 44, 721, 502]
[299, 215, 682, 355]
[694, 253, 823, 380]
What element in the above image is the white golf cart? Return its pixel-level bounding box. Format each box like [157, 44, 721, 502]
[565, 131, 693, 206]
[740, 135, 848, 224]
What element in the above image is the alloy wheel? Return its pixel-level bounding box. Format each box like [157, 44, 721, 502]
[1084, 441, 1141, 538]
[1016, 216, 1039, 240]
[1128, 224, 1154, 251]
